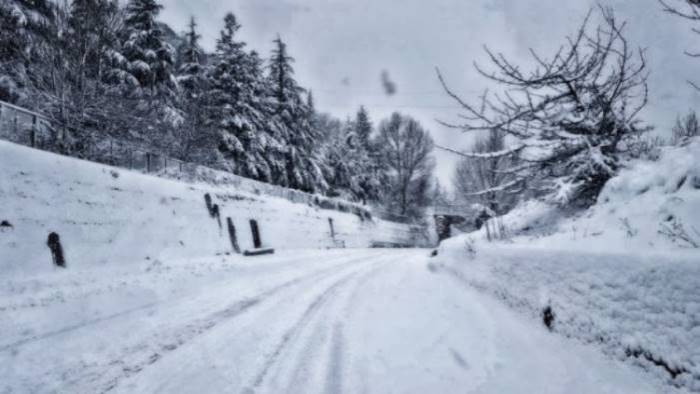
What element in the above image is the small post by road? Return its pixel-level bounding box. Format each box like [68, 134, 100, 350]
[47, 232, 66, 268]
[250, 220, 262, 249]
[227, 217, 241, 254]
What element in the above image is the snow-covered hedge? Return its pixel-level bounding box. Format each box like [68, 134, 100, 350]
[435, 242, 700, 392]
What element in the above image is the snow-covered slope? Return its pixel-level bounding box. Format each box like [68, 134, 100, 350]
[0, 141, 422, 277]
[434, 139, 700, 392]
[480, 138, 700, 252]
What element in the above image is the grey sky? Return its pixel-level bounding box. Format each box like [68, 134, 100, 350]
[160, 0, 700, 190]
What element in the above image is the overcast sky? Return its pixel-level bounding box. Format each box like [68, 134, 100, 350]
[159, 0, 700, 190]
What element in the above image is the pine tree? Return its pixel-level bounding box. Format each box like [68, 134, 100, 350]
[119, 0, 174, 93]
[176, 16, 204, 97]
[0, 0, 55, 103]
[355, 106, 372, 149]
[207, 13, 280, 181]
[268, 36, 326, 193]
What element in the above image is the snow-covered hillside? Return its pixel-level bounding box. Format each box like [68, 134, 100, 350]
[0, 141, 424, 277]
[434, 139, 700, 392]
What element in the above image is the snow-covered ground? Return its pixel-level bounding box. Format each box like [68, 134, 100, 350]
[1, 248, 671, 393]
[434, 139, 700, 392]
[480, 138, 700, 253]
[0, 140, 422, 278]
[2, 139, 696, 393]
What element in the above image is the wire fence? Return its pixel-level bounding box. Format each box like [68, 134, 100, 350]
[0, 100, 403, 223]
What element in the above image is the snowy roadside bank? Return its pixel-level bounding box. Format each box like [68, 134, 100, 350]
[0, 141, 425, 278]
[430, 139, 700, 392]
[433, 238, 700, 392]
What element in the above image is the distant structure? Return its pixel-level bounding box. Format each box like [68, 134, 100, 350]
[431, 203, 478, 242]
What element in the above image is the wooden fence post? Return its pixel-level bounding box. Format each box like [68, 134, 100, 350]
[250, 220, 262, 249]
[30, 115, 37, 147]
[227, 218, 241, 254]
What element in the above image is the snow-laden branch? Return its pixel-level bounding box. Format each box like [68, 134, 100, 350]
[436, 144, 523, 159]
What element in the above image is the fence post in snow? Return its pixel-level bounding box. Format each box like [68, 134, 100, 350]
[30, 115, 36, 147]
[250, 220, 262, 249]
[47, 232, 66, 268]
[328, 218, 336, 241]
[227, 218, 241, 254]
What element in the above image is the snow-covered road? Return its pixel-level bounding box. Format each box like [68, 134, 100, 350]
[1, 249, 669, 393]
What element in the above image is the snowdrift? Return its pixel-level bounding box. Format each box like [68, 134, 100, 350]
[436, 139, 700, 392]
[0, 141, 423, 277]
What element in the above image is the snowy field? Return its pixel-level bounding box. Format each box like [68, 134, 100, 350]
[0, 248, 673, 393]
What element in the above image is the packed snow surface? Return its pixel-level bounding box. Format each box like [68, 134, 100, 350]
[1, 249, 671, 393]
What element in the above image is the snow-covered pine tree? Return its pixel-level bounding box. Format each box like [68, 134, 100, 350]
[176, 16, 204, 97]
[322, 118, 365, 200]
[0, 0, 55, 103]
[355, 106, 372, 149]
[268, 36, 327, 193]
[207, 13, 279, 182]
[119, 0, 174, 94]
[353, 106, 383, 202]
[167, 16, 215, 162]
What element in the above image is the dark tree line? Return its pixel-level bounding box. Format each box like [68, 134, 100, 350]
[0, 0, 436, 218]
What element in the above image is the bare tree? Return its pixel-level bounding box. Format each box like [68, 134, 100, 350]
[672, 110, 700, 144]
[660, 0, 700, 89]
[438, 7, 649, 207]
[377, 113, 435, 217]
[453, 129, 519, 215]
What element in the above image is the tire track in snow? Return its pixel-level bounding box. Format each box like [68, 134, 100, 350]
[245, 272, 360, 392]
[96, 251, 389, 393]
[245, 251, 403, 393]
[324, 323, 346, 394]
